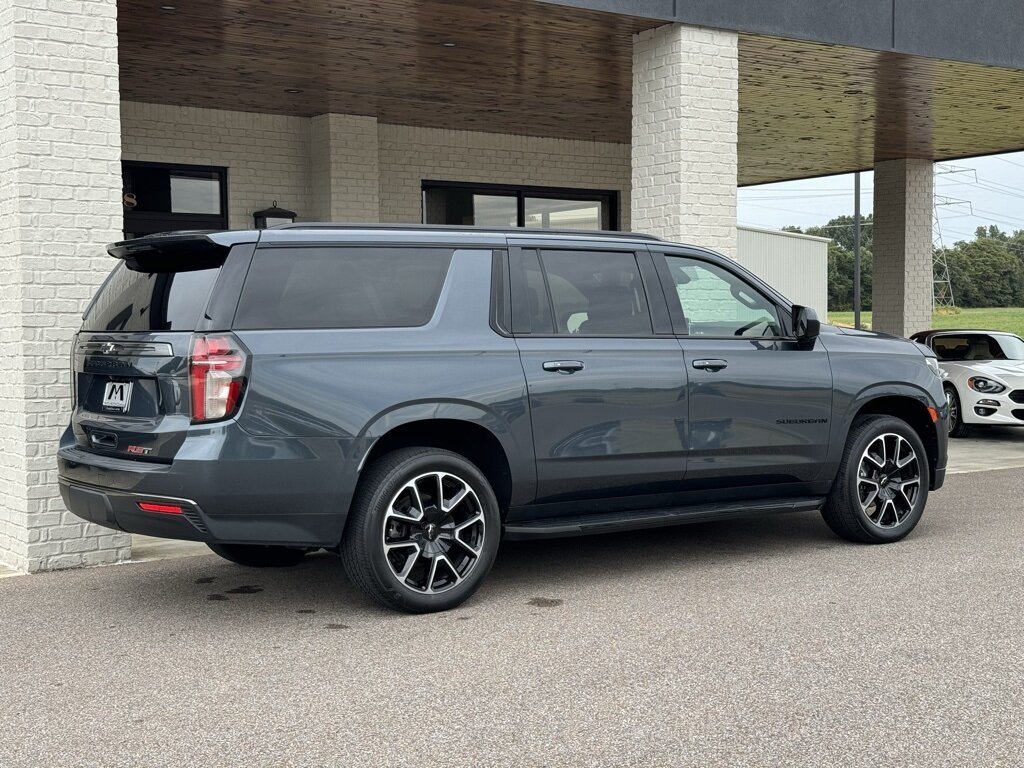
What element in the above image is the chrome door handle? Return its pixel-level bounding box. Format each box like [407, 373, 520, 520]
[692, 359, 728, 371]
[542, 360, 585, 374]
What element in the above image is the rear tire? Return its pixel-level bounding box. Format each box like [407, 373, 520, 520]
[822, 415, 929, 544]
[945, 385, 971, 438]
[207, 543, 307, 567]
[341, 447, 501, 613]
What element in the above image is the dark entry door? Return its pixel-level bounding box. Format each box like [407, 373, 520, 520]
[122, 161, 228, 238]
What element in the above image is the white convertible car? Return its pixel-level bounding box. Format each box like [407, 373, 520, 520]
[911, 329, 1024, 437]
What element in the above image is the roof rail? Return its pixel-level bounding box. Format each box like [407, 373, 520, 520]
[269, 222, 664, 241]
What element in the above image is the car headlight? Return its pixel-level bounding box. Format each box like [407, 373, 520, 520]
[968, 376, 1006, 394]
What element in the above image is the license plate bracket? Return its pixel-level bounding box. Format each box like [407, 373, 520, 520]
[101, 380, 133, 412]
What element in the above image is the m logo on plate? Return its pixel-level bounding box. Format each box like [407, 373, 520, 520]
[102, 381, 133, 412]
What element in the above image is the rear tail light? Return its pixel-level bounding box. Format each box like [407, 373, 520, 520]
[189, 333, 248, 423]
[70, 332, 79, 404]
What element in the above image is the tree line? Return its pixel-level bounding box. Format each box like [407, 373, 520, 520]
[784, 217, 1024, 310]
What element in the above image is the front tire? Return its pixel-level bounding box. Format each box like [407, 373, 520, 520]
[207, 543, 308, 567]
[341, 447, 501, 613]
[945, 385, 970, 438]
[822, 415, 929, 544]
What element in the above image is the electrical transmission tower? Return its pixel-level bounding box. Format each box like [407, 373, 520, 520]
[932, 207, 956, 308]
[932, 164, 974, 309]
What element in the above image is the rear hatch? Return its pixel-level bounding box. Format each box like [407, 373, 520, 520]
[71, 233, 249, 462]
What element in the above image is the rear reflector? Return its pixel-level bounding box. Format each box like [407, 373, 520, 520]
[928, 406, 939, 423]
[137, 501, 184, 515]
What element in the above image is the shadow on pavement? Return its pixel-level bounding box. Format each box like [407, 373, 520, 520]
[104, 509, 838, 621]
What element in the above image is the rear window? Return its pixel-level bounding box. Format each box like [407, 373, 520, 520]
[82, 262, 221, 332]
[233, 247, 454, 330]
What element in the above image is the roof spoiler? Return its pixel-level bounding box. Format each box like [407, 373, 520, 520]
[107, 231, 258, 271]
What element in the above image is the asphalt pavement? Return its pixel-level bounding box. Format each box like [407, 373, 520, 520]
[1, 468, 1022, 767]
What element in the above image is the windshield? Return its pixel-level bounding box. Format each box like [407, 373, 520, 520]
[995, 335, 1024, 360]
[931, 333, 1024, 362]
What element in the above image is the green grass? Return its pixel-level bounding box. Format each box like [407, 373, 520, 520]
[828, 307, 1024, 338]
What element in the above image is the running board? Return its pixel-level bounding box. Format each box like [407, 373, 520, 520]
[502, 497, 824, 541]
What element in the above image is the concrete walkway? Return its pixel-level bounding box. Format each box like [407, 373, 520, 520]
[946, 425, 1024, 474]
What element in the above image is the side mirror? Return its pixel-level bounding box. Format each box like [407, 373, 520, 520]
[792, 305, 820, 344]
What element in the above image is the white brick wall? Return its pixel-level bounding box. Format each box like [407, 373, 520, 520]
[378, 124, 631, 229]
[872, 158, 934, 337]
[121, 102, 311, 229]
[632, 23, 738, 257]
[309, 114, 380, 221]
[121, 110, 630, 231]
[0, 0, 130, 572]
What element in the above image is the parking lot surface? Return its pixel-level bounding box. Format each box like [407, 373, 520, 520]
[1, 468, 1022, 767]
[946, 426, 1024, 474]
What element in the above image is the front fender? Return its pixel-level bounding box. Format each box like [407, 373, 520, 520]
[825, 381, 947, 489]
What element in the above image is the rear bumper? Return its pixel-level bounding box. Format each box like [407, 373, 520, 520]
[57, 426, 360, 547]
[59, 478, 211, 541]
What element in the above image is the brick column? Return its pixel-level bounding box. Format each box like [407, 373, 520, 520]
[309, 114, 381, 222]
[632, 23, 738, 258]
[872, 159, 934, 337]
[0, 0, 130, 571]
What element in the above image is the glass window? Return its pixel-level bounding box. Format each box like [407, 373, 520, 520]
[83, 261, 223, 332]
[234, 247, 454, 330]
[931, 334, 1019, 361]
[516, 251, 554, 333]
[123, 165, 224, 216]
[423, 183, 616, 230]
[996, 335, 1024, 360]
[473, 195, 518, 227]
[170, 173, 221, 214]
[524, 198, 602, 230]
[122, 162, 227, 238]
[663, 256, 782, 338]
[537, 250, 652, 336]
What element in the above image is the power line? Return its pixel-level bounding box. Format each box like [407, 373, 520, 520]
[994, 154, 1024, 171]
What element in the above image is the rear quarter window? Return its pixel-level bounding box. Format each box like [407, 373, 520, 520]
[233, 246, 454, 330]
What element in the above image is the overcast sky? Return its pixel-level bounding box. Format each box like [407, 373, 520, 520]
[737, 151, 1024, 244]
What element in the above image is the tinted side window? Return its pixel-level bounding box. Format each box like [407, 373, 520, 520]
[83, 262, 221, 332]
[512, 249, 555, 333]
[663, 256, 782, 338]
[234, 247, 454, 330]
[538, 250, 652, 336]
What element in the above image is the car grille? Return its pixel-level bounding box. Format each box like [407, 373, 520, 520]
[1013, 409, 1024, 422]
[1009, 390, 1024, 404]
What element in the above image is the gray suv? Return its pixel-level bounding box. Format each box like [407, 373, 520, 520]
[59, 225, 948, 612]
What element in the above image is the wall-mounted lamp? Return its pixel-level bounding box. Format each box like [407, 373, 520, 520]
[253, 201, 297, 229]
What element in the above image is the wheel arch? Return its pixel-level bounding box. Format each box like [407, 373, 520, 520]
[357, 405, 530, 513]
[848, 388, 942, 488]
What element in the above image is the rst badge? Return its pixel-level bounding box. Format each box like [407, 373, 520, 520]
[101, 381, 133, 412]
